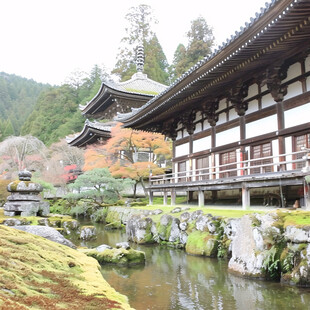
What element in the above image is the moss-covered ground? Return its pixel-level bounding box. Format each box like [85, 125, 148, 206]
[274, 209, 310, 228]
[0, 225, 133, 310]
[132, 205, 267, 222]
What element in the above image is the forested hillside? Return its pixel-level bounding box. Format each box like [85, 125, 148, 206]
[0, 72, 50, 141]
[21, 65, 107, 146]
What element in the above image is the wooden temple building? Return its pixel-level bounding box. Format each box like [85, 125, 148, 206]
[114, 0, 310, 209]
[67, 46, 167, 148]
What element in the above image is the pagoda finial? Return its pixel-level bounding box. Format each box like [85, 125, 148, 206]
[136, 45, 144, 72]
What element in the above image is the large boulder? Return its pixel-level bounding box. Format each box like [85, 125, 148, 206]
[228, 213, 281, 279]
[13, 225, 76, 248]
[185, 230, 218, 257]
[126, 215, 155, 244]
[79, 226, 97, 240]
[82, 247, 145, 265]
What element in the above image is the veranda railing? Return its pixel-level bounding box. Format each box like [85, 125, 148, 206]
[150, 150, 309, 186]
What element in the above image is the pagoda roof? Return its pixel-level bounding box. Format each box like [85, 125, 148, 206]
[79, 72, 167, 119]
[116, 0, 310, 131]
[66, 120, 112, 147]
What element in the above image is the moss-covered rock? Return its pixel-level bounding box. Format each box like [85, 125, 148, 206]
[79, 225, 97, 240]
[186, 230, 218, 257]
[126, 215, 155, 244]
[82, 248, 146, 266]
[0, 225, 133, 309]
[104, 221, 124, 230]
[105, 210, 121, 224]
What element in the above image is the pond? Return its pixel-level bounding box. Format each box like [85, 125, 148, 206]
[73, 221, 310, 310]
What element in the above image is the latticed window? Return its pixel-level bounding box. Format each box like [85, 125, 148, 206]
[294, 133, 310, 169]
[251, 142, 273, 174]
[196, 156, 210, 180]
[220, 151, 237, 178]
[178, 161, 186, 182]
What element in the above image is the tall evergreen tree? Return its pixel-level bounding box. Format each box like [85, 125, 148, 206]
[170, 16, 214, 82]
[112, 4, 169, 85]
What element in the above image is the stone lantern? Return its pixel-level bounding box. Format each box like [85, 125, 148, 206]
[3, 170, 50, 217]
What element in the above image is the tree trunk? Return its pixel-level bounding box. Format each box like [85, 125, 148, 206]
[133, 182, 137, 199]
[139, 177, 149, 198]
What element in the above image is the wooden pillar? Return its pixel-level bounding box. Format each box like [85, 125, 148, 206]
[149, 191, 153, 205]
[171, 190, 176, 206]
[304, 175, 310, 210]
[163, 191, 168, 206]
[198, 190, 205, 207]
[211, 127, 216, 180]
[277, 102, 286, 169]
[242, 183, 250, 210]
[240, 116, 246, 176]
[266, 66, 288, 170]
[172, 140, 176, 174]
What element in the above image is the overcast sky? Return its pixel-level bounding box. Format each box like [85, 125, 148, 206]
[0, 0, 268, 85]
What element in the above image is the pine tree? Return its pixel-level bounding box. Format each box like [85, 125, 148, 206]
[112, 4, 169, 85]
[170, 16, 214, 82]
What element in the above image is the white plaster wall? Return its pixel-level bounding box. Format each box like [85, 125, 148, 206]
[186, 160, 190, 172]
[245, 83, 259, 100]
[306, 76, 310, 92]
[261, 93, 274, 108]
[193, 136, 211, 153]
[272, 139, 280, 171]
[215, 153, 220, 179]
[195, 111, 202, 122]
[183, 130, 189, 138]
[175, 142, 189, 157]
[194, 122, 202, 134]
[203, 119, 211, 130]
[246, 114, 277, 139]
[176, 130, 182, 140]
[217, 112, 226, 125]
[285, 136, 293, 170]
[216, 126, 240, 147]
[285, 102, 310, 128]
[282, 62, 301, 83]
[247, 100, 259, 114]
[174, 162, 178, 173]
[261, 84, 268, 93]
[218, 98, 227, 111]
[305, 54, 310, 73]
[283, 81, 303, 101]
[176, 122, 182, 130]
[229, 108, 239, 121]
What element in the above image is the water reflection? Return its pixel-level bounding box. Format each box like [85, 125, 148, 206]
[74, 221, 310, 310]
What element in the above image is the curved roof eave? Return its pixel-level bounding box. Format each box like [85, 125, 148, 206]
[118, 0, 308, 128]
[66, 120, 112, 147]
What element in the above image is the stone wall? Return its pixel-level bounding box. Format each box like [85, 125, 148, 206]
[105, 206, 310, 287]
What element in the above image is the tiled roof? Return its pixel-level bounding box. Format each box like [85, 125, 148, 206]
[79, 72, 167, 115]
[66, 120, 112, 147]
[114, 72, 167, 95]
[116, 0, 306, 126]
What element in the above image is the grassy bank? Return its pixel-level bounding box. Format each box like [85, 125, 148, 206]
[131, 205, 266, 221]
[0, 225, 133, 310]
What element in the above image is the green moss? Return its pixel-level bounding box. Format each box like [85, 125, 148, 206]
[82, 248, 145, 266]
[104, 221, 124, 230]
[105, 211, 121, 224]
[156, 220, 172, 241]
[186, 230, 218, 257]
[0, 225, 133, 309]
[275, 210, 310, 228]
[8, 180, 32, 191]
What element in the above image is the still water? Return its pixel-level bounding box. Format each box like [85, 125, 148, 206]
[75, 222, 310, 310]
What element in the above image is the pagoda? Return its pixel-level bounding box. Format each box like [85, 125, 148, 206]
[69, 45, 167, 147]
